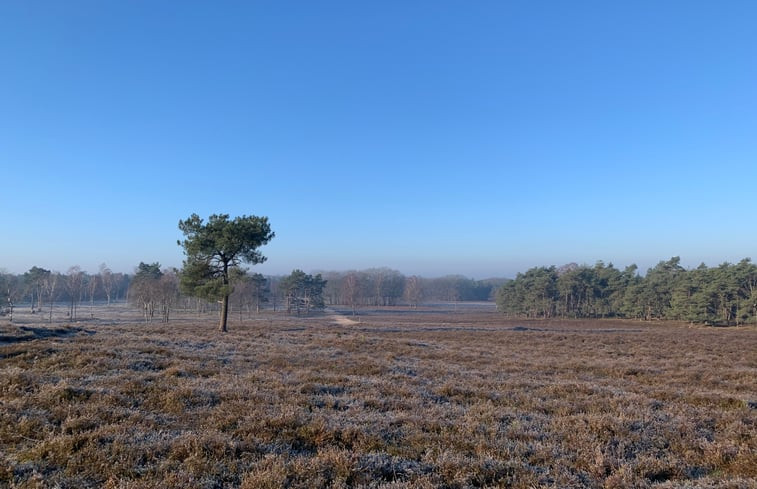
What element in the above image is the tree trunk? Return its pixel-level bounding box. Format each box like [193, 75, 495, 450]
[219, 294, 229, 332]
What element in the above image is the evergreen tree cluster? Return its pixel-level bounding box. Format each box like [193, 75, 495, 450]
[496, 257, 757, 325]
[279, 270, 327, 315]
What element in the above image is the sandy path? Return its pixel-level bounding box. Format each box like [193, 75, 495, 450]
[326, 309, 360, 326]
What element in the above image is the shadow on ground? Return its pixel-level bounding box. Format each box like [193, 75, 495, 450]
[0, 325, 94, 344]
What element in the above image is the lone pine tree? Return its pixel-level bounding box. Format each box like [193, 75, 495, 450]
[178, 213, 274, 332]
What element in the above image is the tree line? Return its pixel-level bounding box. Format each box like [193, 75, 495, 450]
[15, 214, 753, 330]
[0, 263, 503, 322]
[0, 264, 131, 322]
[5, 251, 755, 328]
[495, 257, 757, 325]
[315, 269, 502, 312]
[2, 214, 506, 330]
[123, 266, 501, 321]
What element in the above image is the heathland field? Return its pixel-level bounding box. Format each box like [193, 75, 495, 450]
[1, 305, 755, 488]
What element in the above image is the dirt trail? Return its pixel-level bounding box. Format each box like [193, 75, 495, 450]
[326, 309, 360, 326]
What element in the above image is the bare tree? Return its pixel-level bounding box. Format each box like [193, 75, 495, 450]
[269, 276, 279, 312]
[25, 266, 50, 313]
[129, 262, 163, 323]
[113, 272, 130, 302]
[249, 273, 268, 314]
[321, 271, 343, 306]
[44, 272, 59, 323]
[404, 275, 423, 309]
[99, 263, 114, 305]
[66, 266, 84, 321]
[87, 273, 99, 318]
[0, 271, 23, 322]
[232, 272, 269, 317]
[342, 272, 361, 316]
[367, 268, 405, 306]
[157, 269, 179, 323]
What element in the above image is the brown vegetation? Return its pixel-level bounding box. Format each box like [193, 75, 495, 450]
[1, 307, 755, 488]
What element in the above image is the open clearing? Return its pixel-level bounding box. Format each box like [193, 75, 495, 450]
[1, 305, 755, 488]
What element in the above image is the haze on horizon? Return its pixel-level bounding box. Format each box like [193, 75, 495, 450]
[2, 2, 755, 279]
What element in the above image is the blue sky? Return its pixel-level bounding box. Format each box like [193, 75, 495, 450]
[1, 1, 755, 278]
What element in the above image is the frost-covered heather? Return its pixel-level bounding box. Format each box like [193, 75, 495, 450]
[1, 309, 755, 488]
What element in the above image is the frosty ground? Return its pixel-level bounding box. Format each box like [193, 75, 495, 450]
[1, 304, 755, 488]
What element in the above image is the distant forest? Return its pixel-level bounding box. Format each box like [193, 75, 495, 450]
[0, 265, 502, 322]
[3, 257, 756, 325]
[496, 257, 757, 325]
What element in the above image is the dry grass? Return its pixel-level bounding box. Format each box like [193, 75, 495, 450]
[1, 307, 755, 488]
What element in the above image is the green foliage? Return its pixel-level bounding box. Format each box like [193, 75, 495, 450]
[180, 258, 230, 302]
[280, 269, 327, 315]
[178, 213, 274, 331]
[24, 266, 51, 311]
[0, 272, 15, 316]
[134, 262, 163, 281]
[25, 266, 51, 284]
[496, 257, 757, 325]
[178, 213, 274, 269]
[129, 264, 181, 323]
[496, 266, 558, 318]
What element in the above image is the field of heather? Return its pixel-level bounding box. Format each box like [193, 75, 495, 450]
[1, 305, 755, 488]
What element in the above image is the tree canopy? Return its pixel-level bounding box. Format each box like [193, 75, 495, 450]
[24, 266, 50, 313]
[280, 269, 326, 315]
[496, 257, 757, 325]
[178, 213, 274, 332]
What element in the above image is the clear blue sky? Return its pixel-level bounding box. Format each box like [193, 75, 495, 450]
[2, 1, 755, 278]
